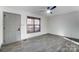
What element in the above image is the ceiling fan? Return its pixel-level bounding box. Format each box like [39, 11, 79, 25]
[37, 6, 57, 14]
[37, 6, 56, 14]
[47, 6, 56, 14]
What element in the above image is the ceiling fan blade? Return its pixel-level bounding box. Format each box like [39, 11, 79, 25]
[50, 6, 56, 10]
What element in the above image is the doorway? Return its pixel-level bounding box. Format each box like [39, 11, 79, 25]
[3, 12, 21, 44]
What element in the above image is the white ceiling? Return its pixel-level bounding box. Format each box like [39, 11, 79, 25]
[5, 6, 47, 14]
[5, 6, 79, 16]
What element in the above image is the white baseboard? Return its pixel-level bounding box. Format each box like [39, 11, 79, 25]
[64, 37, 79, 45]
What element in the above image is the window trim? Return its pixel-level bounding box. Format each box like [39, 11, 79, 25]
[27, 16, 41, 33]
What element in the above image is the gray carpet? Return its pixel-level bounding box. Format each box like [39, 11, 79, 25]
[1, 34, 79, 52]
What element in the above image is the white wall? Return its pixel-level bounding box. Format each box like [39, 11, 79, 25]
[48, 11, 79, 39]
[0, 6, 47, 47]
[0, 8, 3, 47]
[21, 10, 47, 39]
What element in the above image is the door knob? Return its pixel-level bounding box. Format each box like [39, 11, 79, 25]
[18, 28, 20, 31]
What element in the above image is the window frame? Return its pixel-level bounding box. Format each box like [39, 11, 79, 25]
[27, 16, 41, 33]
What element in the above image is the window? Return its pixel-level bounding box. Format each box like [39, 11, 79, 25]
[27, 16, 41, 33]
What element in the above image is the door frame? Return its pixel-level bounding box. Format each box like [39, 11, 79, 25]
[3, 11, 21, 45]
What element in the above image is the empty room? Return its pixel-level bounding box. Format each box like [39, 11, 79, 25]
[0, 6, 79, 52]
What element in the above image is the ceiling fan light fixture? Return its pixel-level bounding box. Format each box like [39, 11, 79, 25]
[46, 10, 51, 14]
[46, 6, 56, 14]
